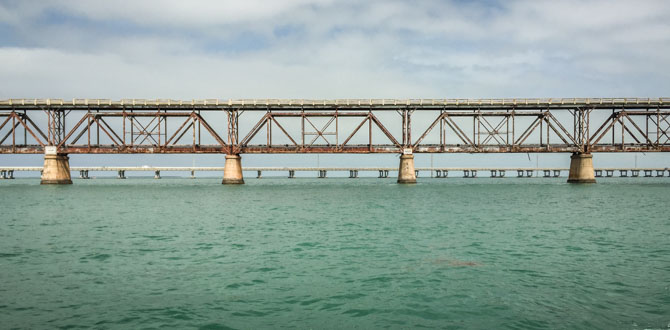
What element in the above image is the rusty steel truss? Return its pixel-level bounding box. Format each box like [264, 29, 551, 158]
[1, 98, 670, 154]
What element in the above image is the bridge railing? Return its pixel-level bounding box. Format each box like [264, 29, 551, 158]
[1, 98, 669, 107]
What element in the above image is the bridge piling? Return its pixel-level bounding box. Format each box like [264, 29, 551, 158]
[222, 154, 244, 184]
[397, 154, 416, 184]
[435, 170, 448, 178]
[40, 148, 72, 184]
[567, 153, 596, 183]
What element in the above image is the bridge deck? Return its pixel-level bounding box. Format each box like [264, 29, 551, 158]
[2, 98, 669, 110]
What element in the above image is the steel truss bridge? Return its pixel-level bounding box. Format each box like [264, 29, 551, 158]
[1, 98, 670, 154]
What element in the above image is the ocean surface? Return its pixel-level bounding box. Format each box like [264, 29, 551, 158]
[1, 177, 669, 329]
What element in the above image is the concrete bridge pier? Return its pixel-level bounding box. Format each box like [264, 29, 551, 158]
[567, 153, 596, 183]
[222, 154, 244, 184]
[397, 153, 416, 184]
[41, 147, 72, 184]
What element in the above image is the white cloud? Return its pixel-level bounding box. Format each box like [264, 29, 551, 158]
[0, 0, 669, 99]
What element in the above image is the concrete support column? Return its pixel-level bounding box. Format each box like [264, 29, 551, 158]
[397, 154, 416, 184]
[222, 154, 244, 184]
[567, 153, 596, 183]
[41, 147, 72, 184]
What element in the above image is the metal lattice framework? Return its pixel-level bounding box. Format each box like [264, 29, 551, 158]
[1, 98, 669, 154]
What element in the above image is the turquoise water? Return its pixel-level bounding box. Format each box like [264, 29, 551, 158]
[1, 178, 669, 329]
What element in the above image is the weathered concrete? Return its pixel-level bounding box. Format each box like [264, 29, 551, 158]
[41, 153, 72, 184]
[397, 154, 417, 184]
[222, 154, 244, 184]
[567, 153, 596, 183]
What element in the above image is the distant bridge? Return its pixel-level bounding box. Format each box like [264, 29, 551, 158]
[1, 98, 669, 184]
[1, 166, 668, 180]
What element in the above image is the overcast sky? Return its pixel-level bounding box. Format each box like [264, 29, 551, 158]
[1, 0, 669, 170]
[1, 0, 669, 99]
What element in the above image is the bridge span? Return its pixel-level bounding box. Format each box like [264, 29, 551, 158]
[1, 98, 669, 184]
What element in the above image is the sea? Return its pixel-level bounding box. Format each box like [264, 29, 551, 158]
[1, 177, 669, 329]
